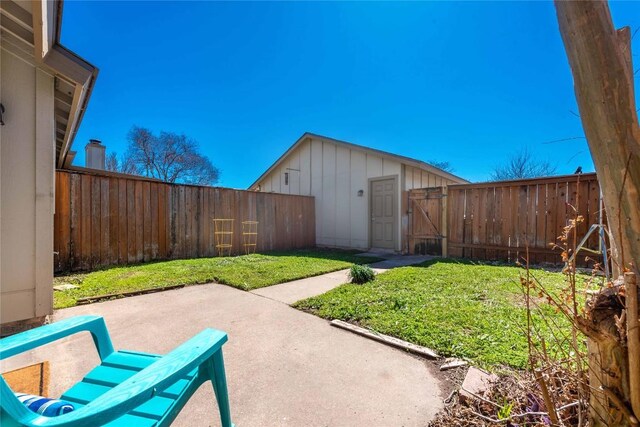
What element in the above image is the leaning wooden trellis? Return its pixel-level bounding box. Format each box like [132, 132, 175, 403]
[212, 219, 234, 257]
[241, 221, 258, 255]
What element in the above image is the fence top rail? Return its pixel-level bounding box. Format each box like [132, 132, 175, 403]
[446, 172, 598, 190]
[57, 168, 316, 199]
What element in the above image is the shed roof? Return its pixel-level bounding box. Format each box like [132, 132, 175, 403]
[249, 132, 469, 189]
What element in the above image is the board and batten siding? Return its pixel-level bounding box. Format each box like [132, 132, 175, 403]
[254, 136, 460, 250]
[403, 165, 458, 190]
[1, 46, 55, 325]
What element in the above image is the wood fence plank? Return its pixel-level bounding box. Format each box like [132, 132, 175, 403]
[587, 178, 602, 250]
[256, 192, 266, 252]
[109, 177, 119, 265]
[142, 181, 152, 262]
[507, 185, 519, 262]
[169, 185, 178, 258]
[90, 176, 101, 268]
[166, 185, 172, 258]
[556, 181, 569, 251]
[527, 184, 538, 263]
[158, 184, 167, 258]
[176, 185, 185, 258]
[190, 187, 198, 257]
[463, 189, 473, 258]
[567, 181, 579, 263]
[535, 184, 547, 252]
[118, 179, 127, 264]
[69, 173, 81, 271]
[499, 186, 512, 261]
[516, 185, 528, 263]
[184, 186, 193, 257]
[470, 188, 483, 259]
[577, 179, 590, 248]
[485, 187, 496, 260]
[127, 180, 136, 263]
[100, 178, 110, 266]
[448, 189, 463, 258]
[57, 172, 71, 272]
[134, 180, 144, 262]
[150, 182, 159, 259]
[545, 182, 559, 263]
[79, 175, 91, 270]
[207, 188, 215, 255]
[195, 187, 202, 256]
[199, 188, 206, 256]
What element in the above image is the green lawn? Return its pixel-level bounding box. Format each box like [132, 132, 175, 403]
[54, 250, 380, 309]
[293, 259, 590, 369]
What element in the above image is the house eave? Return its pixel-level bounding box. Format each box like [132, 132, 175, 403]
[29, 0, 98, 167]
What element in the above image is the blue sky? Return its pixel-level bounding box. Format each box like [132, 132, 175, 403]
[62, 1, 640, 188]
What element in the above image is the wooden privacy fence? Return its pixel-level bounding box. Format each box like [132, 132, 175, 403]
[54, 169, 315, 272]
[407, 173, 604, 265]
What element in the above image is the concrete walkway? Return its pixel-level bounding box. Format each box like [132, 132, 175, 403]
[2, 283, 443, 426]
[251, 269, 351, 304]
[251, 253, 432, 304]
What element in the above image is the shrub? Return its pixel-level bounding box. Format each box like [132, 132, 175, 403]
[348, 264, 375, 284]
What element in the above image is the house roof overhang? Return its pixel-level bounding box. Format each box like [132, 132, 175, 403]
[1, 0, 98, 168]
[248, 132, 469, 189]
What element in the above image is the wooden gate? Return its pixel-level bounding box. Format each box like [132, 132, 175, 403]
[407, 187, 446, 255]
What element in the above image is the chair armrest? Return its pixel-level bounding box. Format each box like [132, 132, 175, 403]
[0, 316, 114, 361]
[3, 328, 228, 427]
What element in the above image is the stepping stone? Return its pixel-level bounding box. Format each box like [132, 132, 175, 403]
[459, 367, 498, 403]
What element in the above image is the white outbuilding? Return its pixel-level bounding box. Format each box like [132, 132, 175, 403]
[249, 133, 468, 252]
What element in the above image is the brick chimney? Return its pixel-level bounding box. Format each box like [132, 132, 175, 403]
[85, 139, 106, 170]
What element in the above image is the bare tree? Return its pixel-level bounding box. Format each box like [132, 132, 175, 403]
[428, 160, 454, 173]
[105, 151, 139, 175]
[490, 148, 557, 180]
[105, 152, 119, 172]
[122, 126, 219, 185]
[556, 1, 640, 425]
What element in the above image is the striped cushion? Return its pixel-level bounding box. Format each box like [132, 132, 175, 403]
[14, 393, 75, 417]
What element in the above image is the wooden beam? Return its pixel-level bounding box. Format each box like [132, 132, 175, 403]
[448, 173, 598, 190]
[442, 186, 448, 257]
[330, 320, 438, 359]
[448, 242, 563, 256]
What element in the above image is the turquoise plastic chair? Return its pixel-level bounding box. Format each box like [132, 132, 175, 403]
[0, 316, 234, 427]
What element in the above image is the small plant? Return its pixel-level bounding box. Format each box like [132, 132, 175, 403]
[496, 400, 514, 420]
[348, 264, 375, 284]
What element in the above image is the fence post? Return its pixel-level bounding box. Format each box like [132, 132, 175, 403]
[441, 186, 448, 258]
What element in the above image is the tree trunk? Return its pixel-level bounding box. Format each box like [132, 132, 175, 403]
[555, 1, 640, 275]
[555, 0, 640, 424]
[585, 285, 633, 426]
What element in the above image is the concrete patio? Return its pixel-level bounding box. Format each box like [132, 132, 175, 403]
[2, 281, 443, 426]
